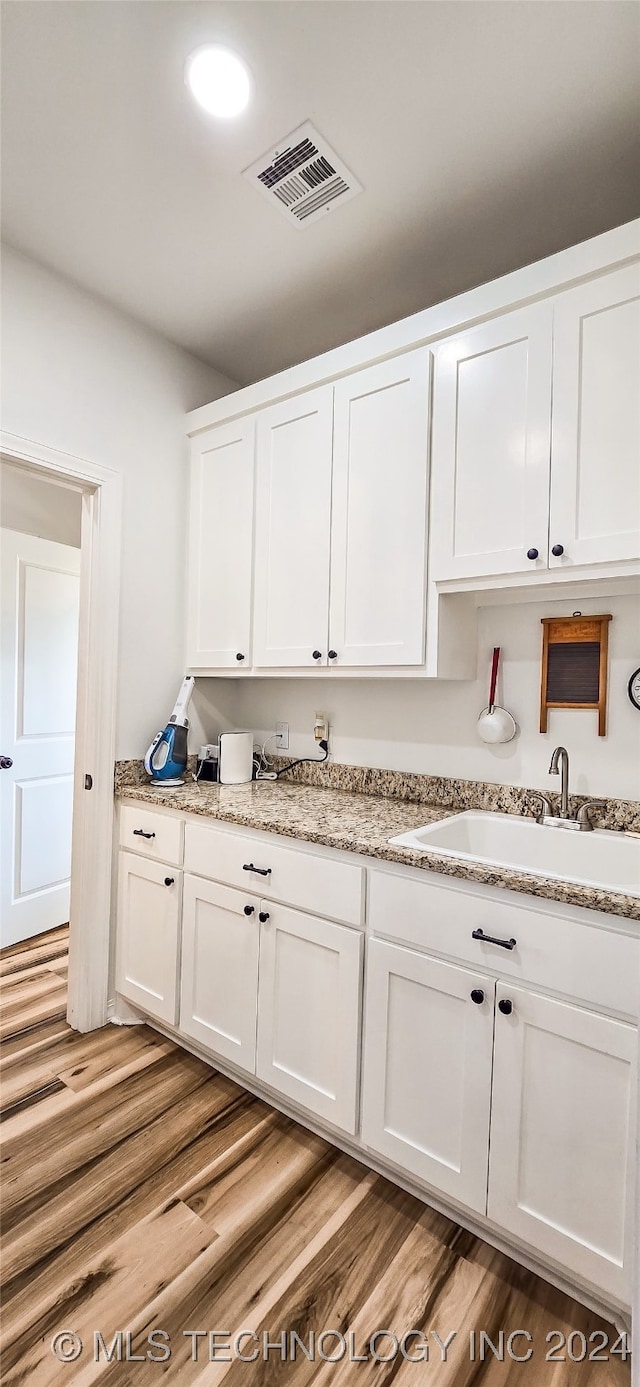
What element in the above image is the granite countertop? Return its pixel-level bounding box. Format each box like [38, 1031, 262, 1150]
[116, 777, 639, 922]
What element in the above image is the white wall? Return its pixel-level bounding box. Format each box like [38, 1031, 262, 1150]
[1, 244, 235, 757]
[1, 460, 82, 546]
[196, 593, 640, 800]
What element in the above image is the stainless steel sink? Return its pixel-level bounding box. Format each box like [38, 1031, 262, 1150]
[389, 811, 640, 895]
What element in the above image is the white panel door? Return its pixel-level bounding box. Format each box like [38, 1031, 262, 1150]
[549, 266, 640, 569]
[186, 419, 255, 669]
[253, 387, 333, 667]
[256, 903, 363, 1133]
[115, 852, 180, 1025]
[361, 940, 495, 1213]
[180, 875, 260, 1072]
[0, 529, 80, 948]
[430, 304, 553, 579]
[329, 350, 431, 666]
[488, 984, 636, 1303]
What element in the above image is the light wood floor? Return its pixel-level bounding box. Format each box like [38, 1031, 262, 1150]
[0, 927, 631, 1385]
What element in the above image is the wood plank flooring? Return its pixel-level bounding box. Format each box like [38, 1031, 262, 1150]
[0, 927, 631, 1384]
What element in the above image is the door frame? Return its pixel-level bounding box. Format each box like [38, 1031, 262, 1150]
[1, 430, 122, 1031]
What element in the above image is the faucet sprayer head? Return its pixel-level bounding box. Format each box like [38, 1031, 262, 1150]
[549, 745, 567, 775]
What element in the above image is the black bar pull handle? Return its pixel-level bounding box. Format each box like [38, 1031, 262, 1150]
[242, 862, 271, 876]
[472, 928, 517, 951]
[133, 829, 156, 839]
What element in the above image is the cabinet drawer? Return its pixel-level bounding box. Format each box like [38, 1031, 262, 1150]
[184, 822, 363, 926]
[119, 803, 183, 866]
[369, 870, 638, 1018]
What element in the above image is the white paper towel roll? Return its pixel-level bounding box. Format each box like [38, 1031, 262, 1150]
[219, 731, 254, 784]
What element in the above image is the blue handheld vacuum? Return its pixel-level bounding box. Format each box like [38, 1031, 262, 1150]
[144, 676, 195, 786]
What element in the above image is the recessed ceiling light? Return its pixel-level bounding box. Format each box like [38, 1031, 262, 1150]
[185, 45, 251, 119]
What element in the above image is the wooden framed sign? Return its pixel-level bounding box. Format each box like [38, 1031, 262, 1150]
[540, 614, 612, 737]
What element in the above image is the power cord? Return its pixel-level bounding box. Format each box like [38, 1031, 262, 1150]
[275, 739, 329, 778]
[254, 733, 279, 780]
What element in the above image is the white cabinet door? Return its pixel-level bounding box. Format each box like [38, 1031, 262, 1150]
[361, 940, 495, 1214]
[253, 387, 333, 667]
[488, 983, 637, 1303]
[430, 305, 553, 579]
[116, 852, 180, 1025]
[329, 350, 431, 666]
[256, 903, 363, 1133]
[186, 419, 255, 670]
[180, 875, 259, 1072]
[0, 530, 80, 947]
[549, 266, 640, 569]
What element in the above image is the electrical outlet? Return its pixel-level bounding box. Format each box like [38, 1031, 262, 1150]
[314, 712, 329, 743]
[275, 721, 289, 750]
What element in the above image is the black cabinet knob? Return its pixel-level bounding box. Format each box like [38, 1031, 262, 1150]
[551, 544, 564, 557]
[526, 548, 539, 561]
[258, 911, 270, 923]
[328, 649, 338, 660]
[312, 650, 322, 660]
[236, 652, 245, 661]
[470, 988, 485, 1005]
[498, 998, 513, 1015]
[243, 904, 255, 916]
[164, 877, 175, 887]
[0, 755, 13, 770]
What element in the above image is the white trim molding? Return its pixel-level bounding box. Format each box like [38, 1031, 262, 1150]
[1, 431, 122, 1031]
[186, 218, 640, 435]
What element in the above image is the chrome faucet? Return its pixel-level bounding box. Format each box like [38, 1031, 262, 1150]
[549, 746, 570, 818]
[528, 746, 604, 830]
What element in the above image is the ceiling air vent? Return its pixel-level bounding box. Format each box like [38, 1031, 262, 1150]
[243, 121, 363, 229]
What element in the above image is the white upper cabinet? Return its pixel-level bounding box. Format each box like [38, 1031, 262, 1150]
[186, 419, 255, 670]
[253, 387, 334, 667]
[253, 353, 431, 671]
[549, 266, 640, 569]
[430, 305, 553, 580]
[430, 265, 640, 584]
[330, 350, 431, 666]
[186, 229, 640, 670]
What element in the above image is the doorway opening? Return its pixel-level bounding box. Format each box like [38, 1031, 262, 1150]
[1, 461, 82, 948]
[0, 432, 122, 1031]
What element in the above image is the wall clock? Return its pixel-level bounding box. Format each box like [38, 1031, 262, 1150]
[628, 667, 640, 711]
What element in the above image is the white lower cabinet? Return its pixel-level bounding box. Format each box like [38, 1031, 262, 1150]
[116, 852, 180, 1026]
[179, 872, 363, 1135]
[361, 939, 495, 1213]
[180, 875, 260, 1072]
[256, 903, 363, 1134]
[115, 807, 636, 1310]
[487, 982, 636, 1303]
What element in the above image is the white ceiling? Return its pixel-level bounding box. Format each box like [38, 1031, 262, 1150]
[2, 1, 639, 385]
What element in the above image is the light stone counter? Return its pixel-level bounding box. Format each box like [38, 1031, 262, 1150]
[115, 768, 639, 922]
